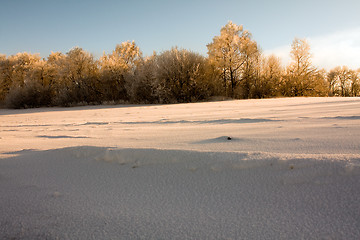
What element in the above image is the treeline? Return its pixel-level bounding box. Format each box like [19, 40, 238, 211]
[0, 21, 359, 108]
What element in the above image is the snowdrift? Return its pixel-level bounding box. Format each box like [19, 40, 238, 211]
[1, 146, 360, 239]
[1, 97, 360, 239]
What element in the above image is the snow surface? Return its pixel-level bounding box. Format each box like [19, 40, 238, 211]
[0, 97, 360, 239]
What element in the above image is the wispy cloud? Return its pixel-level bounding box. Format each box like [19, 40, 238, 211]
[264, 28, 360, 70]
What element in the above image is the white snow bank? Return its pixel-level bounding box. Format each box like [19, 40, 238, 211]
[1, 97, 360, 239]
[1, 146, 360, 239]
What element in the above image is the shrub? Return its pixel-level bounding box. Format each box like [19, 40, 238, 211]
[5, 81, 52, 108]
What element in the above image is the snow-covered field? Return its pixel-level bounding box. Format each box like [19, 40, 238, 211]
[1, 97, 360, 239]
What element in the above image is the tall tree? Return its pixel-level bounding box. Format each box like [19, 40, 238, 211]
[207, 21, 259, 97]
[283, 38, 326, 96]
[54, 47, 99, 105]
[99, 41, 142, 101]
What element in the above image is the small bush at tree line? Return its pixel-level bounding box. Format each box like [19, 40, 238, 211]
[0, 22, 359, 109]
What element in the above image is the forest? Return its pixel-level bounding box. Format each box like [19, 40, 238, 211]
[0, 21, 359, 109]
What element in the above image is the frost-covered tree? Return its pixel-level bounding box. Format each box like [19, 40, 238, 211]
[207, 21, 259, 97]
[350, 69, 360, 96]
[59, 47, 97, 85]
[45, 52, 66, 90]
[53, 47, 99, 105]
[0, 54, 13, 101]
[257, 54, 283, 97]
[99, 41, 142, 101]
[6, 52, 42, 88]
[154, 47, 210, 103]
[283, 38, 326, 96]
[3, 53, 59, 108]
[129, 53, 158, 103]
[327, 69, 338, 96]
[0, 53, 48, 107]
[337, 67, 355, 97]
[241, 41, 261, 99]
[328, 66, 358, 96]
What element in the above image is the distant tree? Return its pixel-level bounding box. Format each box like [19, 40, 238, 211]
[311, 69, 328, 96]
[240, 38, 262, 99]
[0, 55, 13, 101]
[99, 41, 142, 102]
[44, 52, 66, 95]
[337, 66, 355, 97]
[207, 21, 259, 98]
[3, 29, 360, 108]
[59, 47, 97, 85]
[154, 47, 210, 103]
[328, 66, 358, 96]
[4, 58, 54, 109]
[258, 54, 283, 97]
[202, 58, 223, 97]
[283, 38, 326, 96]
[350, 69, 360, 96]
[47, 51, 66, 80]
[22, 59, 54, 106]
[327, 68, 338, 96]
[11, 53, 42, 87]
[53, 47, 99, 105]
[128, 54, 159, 103]
[1, 53, 54, 108]
[5, 79, 52, 109]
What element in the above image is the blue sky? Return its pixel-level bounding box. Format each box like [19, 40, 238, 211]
[1, 0, 360, 69]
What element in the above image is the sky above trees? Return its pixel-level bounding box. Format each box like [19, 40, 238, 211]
[1, 0, 360, 70]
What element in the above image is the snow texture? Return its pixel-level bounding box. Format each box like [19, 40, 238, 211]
[1, 97, 360, 239]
